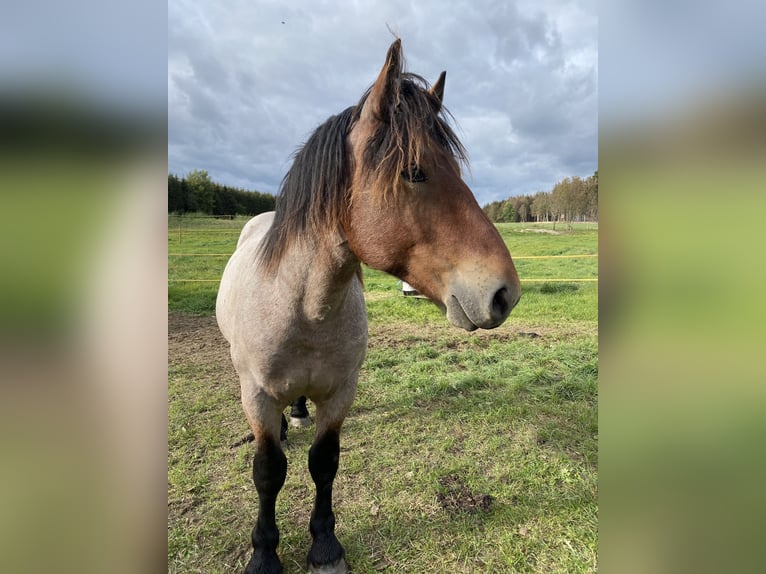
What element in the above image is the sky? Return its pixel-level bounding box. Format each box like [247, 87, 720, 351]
[168, 0, 597, 206]
[600, 0, 765, 125]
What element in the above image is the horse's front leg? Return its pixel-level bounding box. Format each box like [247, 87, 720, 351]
[243, 395, 287, 574]
[306, 395, 354, 574]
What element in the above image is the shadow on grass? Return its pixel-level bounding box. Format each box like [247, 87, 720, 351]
[528, 282, 581, 294]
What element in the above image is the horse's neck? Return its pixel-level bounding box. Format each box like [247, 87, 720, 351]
[287, 233, 361, 323]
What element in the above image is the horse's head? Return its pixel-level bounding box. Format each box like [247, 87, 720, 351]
[343, 40, 521, 331]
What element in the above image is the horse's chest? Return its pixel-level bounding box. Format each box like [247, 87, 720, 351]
[252, 318, 367, 399]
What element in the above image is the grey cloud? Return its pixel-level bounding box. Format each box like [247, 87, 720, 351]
[168, 0, 597, 204]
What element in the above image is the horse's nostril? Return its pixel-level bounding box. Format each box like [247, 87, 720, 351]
[491, 286, 510, 319]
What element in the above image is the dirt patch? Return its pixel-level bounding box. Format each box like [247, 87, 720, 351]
[436, 473, 494, 514]
[169, 313, 231, 367]
[520, 228, 562, 235]
[168, 312, 595, 369]
[368, 321, 520, 349]
[368, 320, 594, 349]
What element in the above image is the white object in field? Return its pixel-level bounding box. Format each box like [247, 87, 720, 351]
[401, 281, 419, 296]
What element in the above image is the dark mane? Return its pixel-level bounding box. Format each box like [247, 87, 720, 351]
[258, 65, 467, 273]
[258, 106, 356, 273]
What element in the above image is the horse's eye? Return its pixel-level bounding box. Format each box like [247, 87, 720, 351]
[401, 165, 427, 183]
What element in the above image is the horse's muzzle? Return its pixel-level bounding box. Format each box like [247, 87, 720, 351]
[445, 279, 521, 331]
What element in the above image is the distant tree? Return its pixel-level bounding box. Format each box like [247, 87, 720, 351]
[186, 169, 215, 213]
[532, 191, 550, 222]
[482, 201, 503, 222]
[168, 173, 194, 213]
[552, 177, 578, 229]
[167, 171, 276, 216]
[168, 174, 183, 213]
[516, 195, 533, 222]
[500, 200, 516, 223]
[571, 176, 586, 224]
[509, 197, 521, 222]
[584, 170, 598, 221]
[481, 171, 597, 228]
[213, 185, 238, 216]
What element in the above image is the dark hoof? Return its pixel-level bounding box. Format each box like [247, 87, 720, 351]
[290, 415, 312, 428]
[308, 535, 346, 574]
[308, 557, 348, 574]
[244, 549, 283, 574]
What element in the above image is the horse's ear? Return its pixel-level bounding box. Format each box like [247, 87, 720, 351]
[361, 39, 402, 122]
[429, 71, 446, 110]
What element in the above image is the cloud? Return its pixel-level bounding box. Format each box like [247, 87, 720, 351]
[168, 0, 597, 205]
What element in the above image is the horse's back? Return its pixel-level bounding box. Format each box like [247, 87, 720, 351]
[237, 211, 276, 249]
[216, 211, 275, 342]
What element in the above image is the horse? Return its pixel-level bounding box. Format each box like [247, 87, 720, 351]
[216, 39, 521, 574]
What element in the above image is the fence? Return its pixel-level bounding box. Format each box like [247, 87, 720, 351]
[168, 215, 598, 284]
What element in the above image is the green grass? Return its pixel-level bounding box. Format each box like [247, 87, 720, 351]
[168, 217, 598, 316]
[168, 217, 597, 573]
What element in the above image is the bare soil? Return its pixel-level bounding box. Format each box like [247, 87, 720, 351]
[519, 228, 562, 235]
[436, 473, 495, 514]
[168, 312, 595, 367]
[169, 313, 231, 367]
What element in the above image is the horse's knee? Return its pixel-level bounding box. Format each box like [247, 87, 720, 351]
[308, 429, 340, 486]
[253, 435, 287, 495]
[247, 434, 287, 573]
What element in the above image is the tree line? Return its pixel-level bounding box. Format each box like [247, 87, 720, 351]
[483, 171, 598, 228]
[168, 170, 276, 216]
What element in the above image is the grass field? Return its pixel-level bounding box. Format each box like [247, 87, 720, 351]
[168, 216, 598, 573]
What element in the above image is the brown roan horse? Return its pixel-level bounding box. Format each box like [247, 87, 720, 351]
[216, 39, 521, 574]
